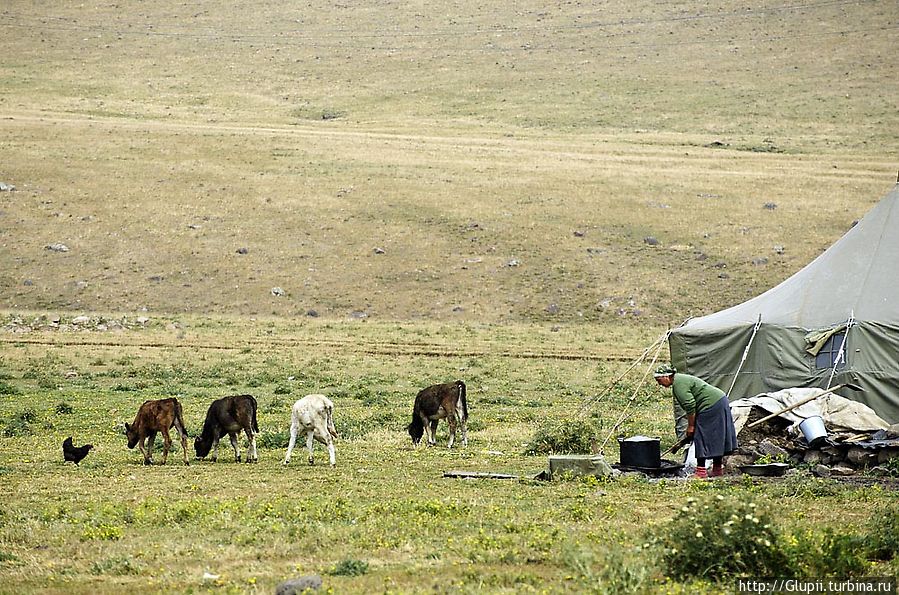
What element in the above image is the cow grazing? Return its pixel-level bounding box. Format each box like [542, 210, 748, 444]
[283, 394, 338, 467]
[124, 398, 190, 465]
[194, 394, 259, 463]
[407, 380, 468, 448]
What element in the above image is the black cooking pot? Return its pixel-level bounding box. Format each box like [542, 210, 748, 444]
[618, 436, 661, 468]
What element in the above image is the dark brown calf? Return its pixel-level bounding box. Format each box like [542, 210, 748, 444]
[124, 398, 190, 465]
[194, 394, 259, 463]
[407, 380, 468, 448]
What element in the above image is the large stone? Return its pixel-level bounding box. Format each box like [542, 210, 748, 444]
[803, 450, 830, 466]
[548, 455, 616, 479]
[724, 454, 755, 471]
[812, 464, 831, 478]
[846, 447, 876, 467]
[831, 464, 856, 476]
[758, 439, 789, 459]
[276, 575, 323, 595]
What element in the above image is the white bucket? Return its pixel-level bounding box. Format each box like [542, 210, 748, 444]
[799, 415, 827, 447]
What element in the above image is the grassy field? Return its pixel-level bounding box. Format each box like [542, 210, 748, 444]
[1, 0, 897, 323]
[2, 0, 899, 592]
[0, 315, 898, 593]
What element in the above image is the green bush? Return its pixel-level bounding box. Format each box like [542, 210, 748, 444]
[3, 409, 38, 437]
[523, 417, 600, 455]
[0, 380, 21, 396]
[865, 503, 899, 561]
[55, 401, 75, 414]
[788, 529, 867, 577]
[328, 558, 368, 576]
[654, 494, 792, 581]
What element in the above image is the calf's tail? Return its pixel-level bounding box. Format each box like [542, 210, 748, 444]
[457, 380, 468, 421]
[252, 399, 260, 434]
[174, 400, 189, 438]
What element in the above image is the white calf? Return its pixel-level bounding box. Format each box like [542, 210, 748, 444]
[283, 394, 338, 467]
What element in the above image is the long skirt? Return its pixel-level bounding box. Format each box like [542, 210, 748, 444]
[693, 397, 738, 459]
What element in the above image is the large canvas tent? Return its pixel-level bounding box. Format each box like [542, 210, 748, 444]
[668, 183, 899, 423]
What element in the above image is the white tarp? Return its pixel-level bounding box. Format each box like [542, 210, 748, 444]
[730, 387, 890, 438]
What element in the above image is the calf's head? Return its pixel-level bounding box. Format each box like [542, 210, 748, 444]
[407, 421, 424, 445]
[194, 435, 212, 458]
[123, 422, 139, 449]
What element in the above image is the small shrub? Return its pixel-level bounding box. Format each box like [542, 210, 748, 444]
[865, 503, 899, 561]
[4, 409, 38, 437]
[55, 401, 75, 414]
[272, 384, 292, 395]
[788, 529, 867, 577]
[256, 430, 290, 449]
[523, 417, 600, 455]
[0, 380, 21, 396]
[81, 524, 124, 541]
[654, 494, 792, 581]
[328, 558, 368, 576]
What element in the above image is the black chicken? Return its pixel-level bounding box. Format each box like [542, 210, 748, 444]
[62, 436, 93, 465]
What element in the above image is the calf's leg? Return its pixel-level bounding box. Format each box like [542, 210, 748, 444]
[306, 429, 315, 465]
[245, 427, 257, 463]
[229, 432, 241, 463]
[283, 418, 299, 465]
[160, 427, 172, 465]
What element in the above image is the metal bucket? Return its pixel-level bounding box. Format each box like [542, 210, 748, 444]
[799, 415, 827, 447]
[618, 436, 661, 469]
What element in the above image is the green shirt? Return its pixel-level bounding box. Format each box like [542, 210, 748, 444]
[672, 373, 726, 414]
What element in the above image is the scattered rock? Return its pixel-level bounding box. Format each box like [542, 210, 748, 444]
[803, 450, 830, 466]
[136, 316, 150, 324]
[643, 237, 659, 246]
[773, 245, 785, 255]
[236, 247, 249, 255]
[573, 230, 585, 237]
[758, 439, 789, 459]
[306, 309, 319, 317]
[45, 243, 69, 253]
[452, 306, 464, 313]
[23, 279, 33, 286]
[271, 287, 286, 297]
[846, 446, 876, 467]
[763, 202, 778, 210]
[718, 273, 730, 279]
[0, 182, 16, 192]
[71, 315, 91, 325]
[276, 575, 323, 595]
[713, 262, 727, 269]
[349, 310, 368, 319]
[751, 257, 768, 266]
[505, 259, 520, 267]
[830, 464, 856, 476]
[695, 252, 708, 261]
[812, 464, 832, 478]
[545, 303, 560, 315]
[373, 247, 385, 254]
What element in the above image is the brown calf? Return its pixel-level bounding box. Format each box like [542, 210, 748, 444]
[407, 380, 469, 448]
[124, 398, 190, 465]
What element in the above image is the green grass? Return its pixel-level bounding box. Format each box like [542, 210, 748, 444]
[0, 317, 896, 593]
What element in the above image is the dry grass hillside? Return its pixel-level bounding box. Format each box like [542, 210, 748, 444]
[1, 0, 897, 324]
